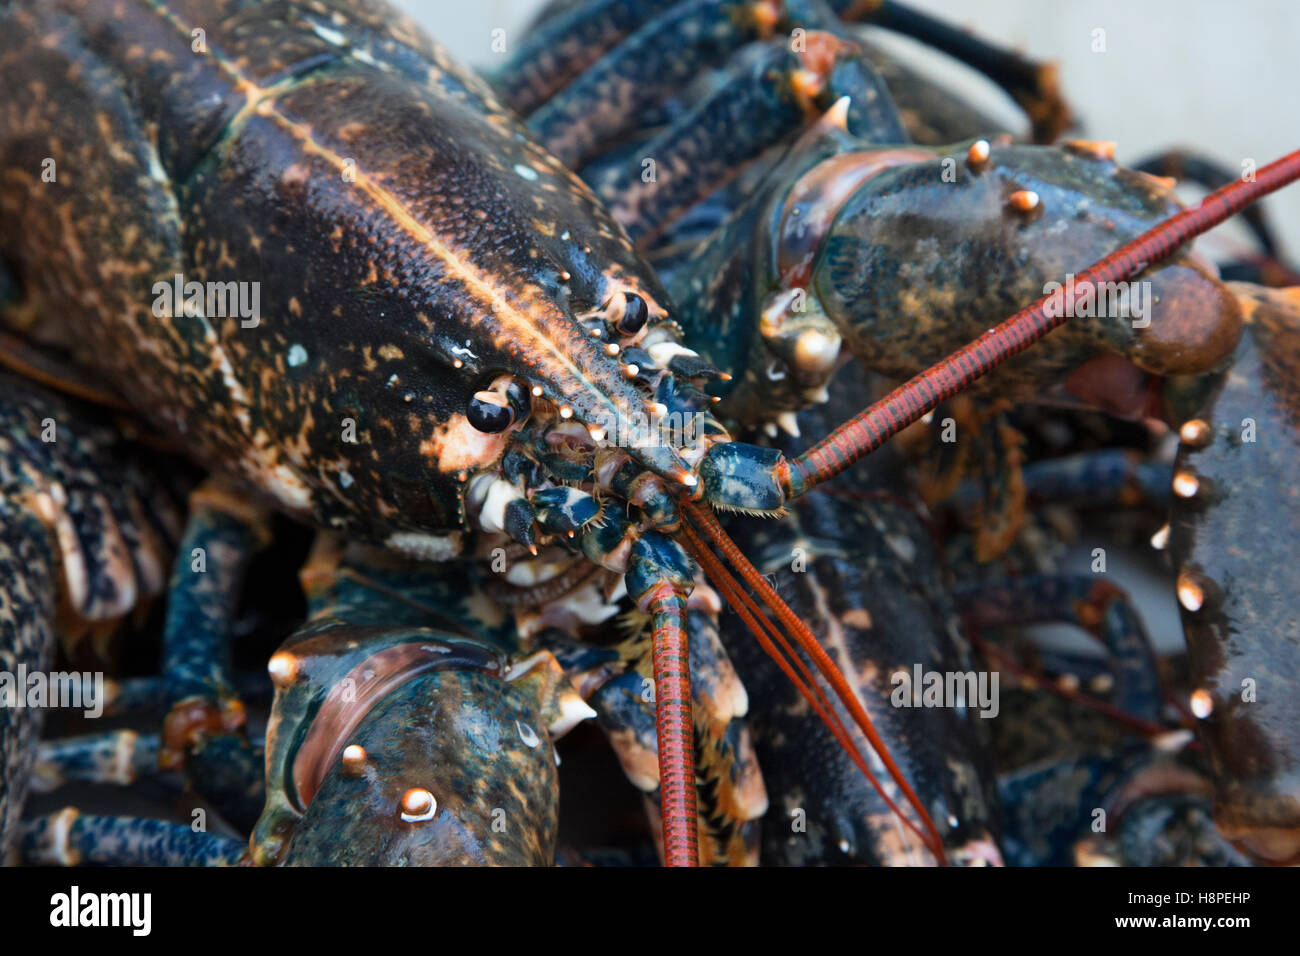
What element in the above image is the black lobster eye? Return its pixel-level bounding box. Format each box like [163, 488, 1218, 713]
[467, 391, 514, 433]
[615, 293, 648, 336]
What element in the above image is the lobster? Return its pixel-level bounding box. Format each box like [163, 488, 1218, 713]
[2, 0, 1299, 866]
[498, 0, 1300, 864]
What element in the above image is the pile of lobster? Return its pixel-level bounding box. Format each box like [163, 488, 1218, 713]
[1, 0, 1298, 866]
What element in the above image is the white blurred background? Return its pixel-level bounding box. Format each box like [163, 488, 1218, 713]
[400, 0, 1300, 258]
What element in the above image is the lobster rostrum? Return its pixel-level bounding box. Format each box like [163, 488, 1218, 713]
[2, 0, 1299, 866]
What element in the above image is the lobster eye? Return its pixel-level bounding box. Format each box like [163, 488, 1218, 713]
[467, 391, 514, 433]
[615, 293, 648, 336]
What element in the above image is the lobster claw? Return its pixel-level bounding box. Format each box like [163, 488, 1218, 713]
[251, 623, 587, 866]
[278, 664, 560, 866]
[812, 142, 1245, 409]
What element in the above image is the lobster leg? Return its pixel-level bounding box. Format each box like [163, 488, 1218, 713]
[0, 371, 181, 855]
[160, 483, 270, 831]
[501, 0, 1066, 144]
[949, 448, 1172, 515]
[831, 0, 1070, 142]
[20, 810, 245, 866]
[1088, 785, 1250, 867]
[524, 0, 776, 168]
[493, 0, 682, 115]
[981, 582, 1223, 867]
[0, 496, 58, 856]
[955, 576, 1163, 724]
[846, 35, 1007, 145]
[591, 36, 905, 247]
[995, 743, 1249, 866]
[908, 400, 1028, 562]
[87, 672, 274, 720]
[578, 586, 767, 865]
[522, 0, 910, 175]
[30, 731, 160, 792]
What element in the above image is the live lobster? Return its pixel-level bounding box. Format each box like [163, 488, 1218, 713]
[1, 0, 1298, 867]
